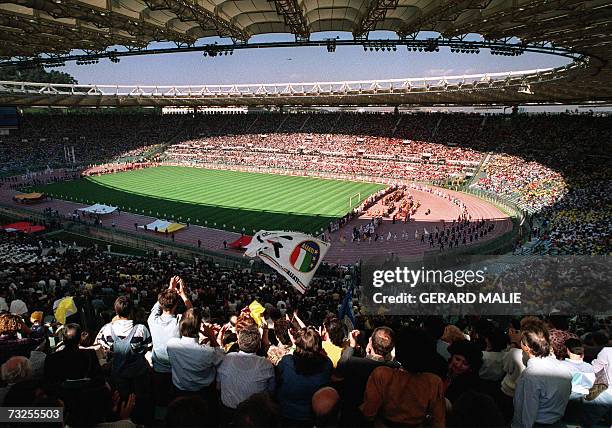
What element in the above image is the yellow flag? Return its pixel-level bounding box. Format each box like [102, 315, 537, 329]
[54, 297, 78, 324]
[248, 300, 265, 327]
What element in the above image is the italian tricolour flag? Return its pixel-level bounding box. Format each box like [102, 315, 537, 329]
[244, 231, 330, 294]
[290, 243, 316, 272]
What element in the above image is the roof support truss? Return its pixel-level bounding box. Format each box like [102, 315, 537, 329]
[397, 0, 492, 37]
[449, 0, 590, 38]
[9, 0, 195, 45]
[143, 0, 250, 42]
[0, 13, 126, 55]
[352, 0, 399, 38]
[269, 0, 310, 41]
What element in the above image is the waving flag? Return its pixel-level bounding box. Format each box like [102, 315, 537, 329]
[245, 231, 330, 294]
[53, 296, 78, 324]
[239, 300, 266, 327]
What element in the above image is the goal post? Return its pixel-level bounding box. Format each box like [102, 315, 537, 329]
[349, 192, 361, 208]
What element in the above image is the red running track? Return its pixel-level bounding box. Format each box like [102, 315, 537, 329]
[0, 183, 512, 265]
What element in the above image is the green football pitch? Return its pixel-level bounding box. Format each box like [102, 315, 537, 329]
[33, 166, 386, 234]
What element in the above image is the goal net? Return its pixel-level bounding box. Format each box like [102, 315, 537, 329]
[349, 192, 361, 209]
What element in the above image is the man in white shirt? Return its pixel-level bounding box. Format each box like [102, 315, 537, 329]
[167, 308, 224, 393]
[582, 346, 612, 427]
[217, 325, 275, 419]
[559, 338, 595, 399]
[148, 276, 192, 405]
[511, 321, 572, 428]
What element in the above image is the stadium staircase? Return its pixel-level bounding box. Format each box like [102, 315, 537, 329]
[467, 152, 492, 186]
[518, 238, 548, 255]
[275, 115, 289, 133]
[431, 117, 443, 139]
[480, 116, 488, 130]
[245, 115, 259, 133]
[329, 113, 343, 133]
[391, 115, 403, 137]
[298, 115, 311, 131]
[152, 118, 191, 158]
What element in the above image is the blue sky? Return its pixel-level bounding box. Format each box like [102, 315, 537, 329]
[59, 32, 571, 85]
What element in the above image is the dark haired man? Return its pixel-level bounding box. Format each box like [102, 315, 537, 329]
[166, 395, 211, 428]
[360, 327, 446, 427]
[148, 276, 192, 405]
[166, 307, 223, 395]
[232, 392, 281, 427]
[511, 321, 572, 428]
[322, 318, 345, 368]
[96, 296, 152, 356]
[217, 325, 275, 421]
[560, 338, 595, 400]
[44, 323, 101, 383]
[445, 339, 484, 405]
[95, 295, 152, 424]
[335, 327, 399, 426]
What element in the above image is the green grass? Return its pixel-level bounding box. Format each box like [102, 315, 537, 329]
[32, 166, 385, 234]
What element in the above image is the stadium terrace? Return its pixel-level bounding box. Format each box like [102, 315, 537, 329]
[0, 0, 611, 425]
[0, 109, 609, 427]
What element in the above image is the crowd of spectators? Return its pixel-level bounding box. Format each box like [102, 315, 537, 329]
[162, 134, 481, 182]
[82, 162, 161, 177]
[3, 111, 610, 255]
[0, 114, 184, 177]
[469, 115, 611, 255]
[472, 155, 567, 213]
[0, 230, 610, 427]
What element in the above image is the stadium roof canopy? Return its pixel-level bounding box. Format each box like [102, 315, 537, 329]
[0, 0, 611, 106]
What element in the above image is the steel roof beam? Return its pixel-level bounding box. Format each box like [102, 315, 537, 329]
[9, 0, 195, 45]
[143, 0, 250, 42]
[0, 13, 121, 55]
[450, 0, 590, 38]
[352, 0, 399, 38]
[397, 0, 492, 38]
[269, 0, 309, 41]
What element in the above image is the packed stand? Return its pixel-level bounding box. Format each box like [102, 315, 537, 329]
[3, 111, 611, 256]
[0, 229, 611, 427]
[0, 114, 187, 176]
[161, 133, 482, 182]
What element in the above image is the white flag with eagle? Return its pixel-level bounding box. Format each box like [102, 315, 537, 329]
[244, 230, 330, 294]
